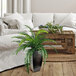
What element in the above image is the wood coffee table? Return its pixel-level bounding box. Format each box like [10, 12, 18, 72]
[43, 31, 75, 54]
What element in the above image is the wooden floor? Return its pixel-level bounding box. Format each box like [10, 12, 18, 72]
[0, 48, 76, 76]
[0, 62, 76, 76]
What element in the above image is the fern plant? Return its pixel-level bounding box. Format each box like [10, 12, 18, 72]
[12, 25, 56, 73]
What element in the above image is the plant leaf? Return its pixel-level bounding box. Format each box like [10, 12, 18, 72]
[25, 25, 35, 38]
[20, 32, 33, 39]
[19, 39, 26, 46]
[16, 44, 26, 55]
[36, 29, 48, 37]
[12, 40, 21, 43]
[12, 36, 25, 39]
[24, 49, 34, 73]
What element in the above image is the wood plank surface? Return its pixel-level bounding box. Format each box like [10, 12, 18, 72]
[62, 62, 73, 76]
[71, 62, 76, 76]
[44, 31, 75, 54]
[0, 62, 76, 76]
[52, 63, 63, 76]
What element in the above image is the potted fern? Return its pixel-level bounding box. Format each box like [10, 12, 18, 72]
[13, 25, 56, 73]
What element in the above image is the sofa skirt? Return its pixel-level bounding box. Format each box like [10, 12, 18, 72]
[0, 48, 27, 72]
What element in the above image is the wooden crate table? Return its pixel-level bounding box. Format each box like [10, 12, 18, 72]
[42, 31, 75, 54]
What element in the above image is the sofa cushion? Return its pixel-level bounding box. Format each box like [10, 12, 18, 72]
[60, 13, 76, 29]
[54, 13, 69, 25]
[32, 13, 53, 27]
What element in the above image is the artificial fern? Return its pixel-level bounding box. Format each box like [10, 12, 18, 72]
[12, 25, 56, 73]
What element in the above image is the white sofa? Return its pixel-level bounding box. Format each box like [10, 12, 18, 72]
[0, 13, 76, 45]
[0, 13, 76, 72]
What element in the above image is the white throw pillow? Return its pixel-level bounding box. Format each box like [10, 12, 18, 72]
[60, 13, 76, 28]
[54, 13, 69, 25]
[2, 13, 25, 29]
[17, 20, 34, 31]
[32, 13, 53, 27]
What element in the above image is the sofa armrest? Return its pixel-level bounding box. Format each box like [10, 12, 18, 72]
[0, 24, 5, 35]
[0, 21, 9, 35]
[2, 29, 27, 35]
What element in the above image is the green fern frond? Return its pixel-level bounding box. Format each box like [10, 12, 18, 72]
[36, 29, 48, 37]
[16, 44, 26, 55]
[12, 36, 25, 39]
[25, 25, 35, 38]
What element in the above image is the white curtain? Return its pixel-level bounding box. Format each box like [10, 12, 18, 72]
[0, 0, 1, 17]
[0, 0, 31, 17]
[17, 0, 23, 13]
[7, 0, 31, 13]
[7, 0, 12, 13]
[0, 0, 7, 17]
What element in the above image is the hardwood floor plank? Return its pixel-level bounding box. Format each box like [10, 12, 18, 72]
[71, 62, 76, 76]
[52, 62, 63, 76]
[43, 62, 50, 76]
[62, 62, 73, 76]
[49, 62, 53, 76]
[42, 62, 53, 76]
[0, 70, 13, 76]
[21, 67, 32, 76]
[0, 62, 76, 76]
[11, 67, 24, 76]
[32, 71, 42, 76]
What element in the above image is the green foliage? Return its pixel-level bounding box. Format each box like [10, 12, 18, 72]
[46, 22, 63, 33]
[12, 25, 56, 73]
[39, 22, 63, 33]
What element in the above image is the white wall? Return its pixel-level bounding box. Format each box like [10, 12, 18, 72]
[31, 0, 76, 13]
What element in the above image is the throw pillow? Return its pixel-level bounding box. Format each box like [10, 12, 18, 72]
[17, 20, 34, 31]
[2, 12, 25, 29]
[54, 13, 69, 25]
[60, 13, 76, 28]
